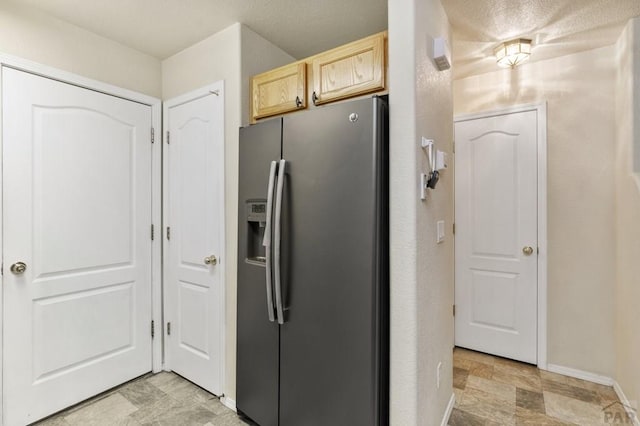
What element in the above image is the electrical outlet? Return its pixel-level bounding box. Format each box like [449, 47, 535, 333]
[436, 361, 442, 389]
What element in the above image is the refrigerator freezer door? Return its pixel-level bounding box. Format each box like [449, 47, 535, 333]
[237, 118, 282, 426]
[279, 98, 385, 426]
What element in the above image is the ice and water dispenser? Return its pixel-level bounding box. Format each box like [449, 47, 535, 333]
[245, 200, 267, 265]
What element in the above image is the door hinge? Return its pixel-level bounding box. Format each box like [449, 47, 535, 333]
[151, 127, 155, 144]
[452, 141, 455, 153]
[537, 247, 540, 255]
[453, 223, 455, 235]
[151, 224, 155, 241]
[167, 322, 171, 335]
[151, 320, 155, 338]
[166, 130, 170, 144]
[453, 304, 456, 316]
[166, 226, 171, 240]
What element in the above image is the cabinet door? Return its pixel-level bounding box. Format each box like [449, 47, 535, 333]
[311, 33, 385, 105]
[251, 62, 306, 121]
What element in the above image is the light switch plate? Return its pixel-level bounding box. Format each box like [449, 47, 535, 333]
[437, 220, 445, 243]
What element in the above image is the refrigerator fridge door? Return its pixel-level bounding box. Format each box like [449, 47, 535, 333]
[237, 118, 282, 426]
[279, 97, 387, 426]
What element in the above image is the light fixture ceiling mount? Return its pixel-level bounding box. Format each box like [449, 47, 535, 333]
[494, 38, 532, 68]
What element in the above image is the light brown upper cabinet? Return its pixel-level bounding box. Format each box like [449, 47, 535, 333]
[251, 61, 307, 121]
[311, 33, 385, 106]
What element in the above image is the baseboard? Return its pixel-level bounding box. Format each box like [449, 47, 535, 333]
[440, 393, 456, 426]
[221, 396, 236, 412]
[545, 364, 614, 386]
[613, 381, 640, 426]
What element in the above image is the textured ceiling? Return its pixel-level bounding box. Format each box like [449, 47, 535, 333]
[9, 0, 639, 78]
[9, 0, 387, 60]
[442, 0, 640, 78]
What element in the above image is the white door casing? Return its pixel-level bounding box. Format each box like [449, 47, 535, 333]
[2, 67, 156, 425]
[164, 83, 225, 395]
[454, 106, 546, 364]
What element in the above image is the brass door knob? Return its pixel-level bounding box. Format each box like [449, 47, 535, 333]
[204, 255, 218, 266]
[522, 246, 534, 256]
[10, 262, 27, 275]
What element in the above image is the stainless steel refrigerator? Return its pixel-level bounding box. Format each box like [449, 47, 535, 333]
[237, 95, 389, 426]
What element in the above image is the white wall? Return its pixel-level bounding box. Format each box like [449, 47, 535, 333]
[162, 23, 294, 402]
[615, 17, 640, 412]
[454, 47, 617, 377]
[388, 0, 454, 424]
[0, 1, 161, 97]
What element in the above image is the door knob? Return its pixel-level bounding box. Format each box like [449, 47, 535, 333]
[10, 262, 27, 275]
[522, 246, 534, 256]
[204, 255, 218, 266]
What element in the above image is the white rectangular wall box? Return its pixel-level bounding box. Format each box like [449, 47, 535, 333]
[436, 150, 448, 170]
[437, 220, 445, 243]
[433, 37, 451, 71]
[420, 173, 428, 201]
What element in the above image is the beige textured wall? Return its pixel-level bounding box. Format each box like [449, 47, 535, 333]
[388, 0, 419, 420]
[414, 0, 455, 422]
[453, 46, 617, 377]
[388, 0, 454, 423]
[615, 17, 640, 410]
[162, 23, 294, 402]
[0, 1, 161, 97]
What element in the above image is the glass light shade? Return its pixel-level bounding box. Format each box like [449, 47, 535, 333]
[494, 39, 532, 68]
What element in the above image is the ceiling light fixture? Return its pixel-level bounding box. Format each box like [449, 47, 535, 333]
[494, 38, 532, 68]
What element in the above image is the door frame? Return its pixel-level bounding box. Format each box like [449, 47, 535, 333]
[0, 53, 163, 425]
[161, 82, 226, 386]
[454, 102, 548, 369]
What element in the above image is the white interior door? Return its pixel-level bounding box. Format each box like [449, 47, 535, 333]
[164, 84, 225, 395]
[454, 110, 538, 364]
[2, 67, 153, 424]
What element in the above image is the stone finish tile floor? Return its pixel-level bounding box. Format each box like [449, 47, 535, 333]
[31, 352, 638, 426]
[34, 372, 250, 426]
[450, 347, 637, 426]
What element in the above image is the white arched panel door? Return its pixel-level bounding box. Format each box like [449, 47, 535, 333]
[164, 84, 225, 395]
[455, 109, 538, 364]
[2, 67, 153, 425]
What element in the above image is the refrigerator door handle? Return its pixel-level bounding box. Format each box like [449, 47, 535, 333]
[263, 161, 277, 322]
[273, 159, 286, 325]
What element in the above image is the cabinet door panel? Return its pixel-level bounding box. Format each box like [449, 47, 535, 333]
[312, 33, 385, 105]
[252, 62, 306, 120]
